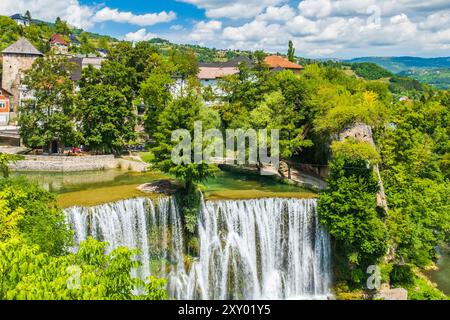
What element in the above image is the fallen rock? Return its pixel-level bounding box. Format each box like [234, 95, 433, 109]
[137, 180, 180, 195]
[376, 284, 408, 300]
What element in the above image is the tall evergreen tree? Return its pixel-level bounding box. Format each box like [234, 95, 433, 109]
[287, 40, 295, 62]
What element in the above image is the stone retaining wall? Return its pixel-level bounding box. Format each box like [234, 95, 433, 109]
[9, 155, 147, 172]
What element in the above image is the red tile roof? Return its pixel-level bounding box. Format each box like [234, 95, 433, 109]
[50, 34, 68, 46]
[264, 55, 304, 70]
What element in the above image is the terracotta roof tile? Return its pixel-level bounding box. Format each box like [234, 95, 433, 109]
[50, 34, 69, 46]
[264, 55, 304, 70]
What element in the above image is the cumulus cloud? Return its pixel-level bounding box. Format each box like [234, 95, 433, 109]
[189, 20, 222, 42]
[124, 28, 157, 42]
[0, 0, 96, 29]
[178, 0, 283, 19]
[179, 0, 450, 57]
[419, 9, 450, 31]
[0, 0, 176, 29]
[256, 5, 296, 22]
[93, 7, 176, 26]
[298, 0, 332, 19]
[170, 24, 185, 31]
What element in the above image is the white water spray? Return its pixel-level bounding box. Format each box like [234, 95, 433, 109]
[66, 197, 331, 300]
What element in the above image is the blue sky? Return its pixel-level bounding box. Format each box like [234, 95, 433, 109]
[78, 0, 204, 37]
[1, 1, 450, 58]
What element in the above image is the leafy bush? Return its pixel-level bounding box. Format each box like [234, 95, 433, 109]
[318, 156, 388, 286]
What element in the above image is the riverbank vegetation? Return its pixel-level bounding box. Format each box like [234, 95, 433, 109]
[0, 176, 168, 299]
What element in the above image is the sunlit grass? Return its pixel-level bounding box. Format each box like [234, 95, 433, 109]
[57, 184, 147, 208]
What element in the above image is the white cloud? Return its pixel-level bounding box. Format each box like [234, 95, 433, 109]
[0, 0, 96, 29]
[222, 20, 285, 49]
[189, 20, 222, 42]
[0, 0, 176, 29]
[256, 5, 296, 22]
[298, 0, 332, 19]
[124, 28, 157, 42]
[419, 9, 450, 31]
[93, 7, 176, 26]
[178, 0, 283, 19]
[286, 15, 319, 36]
[170, 24, 185, 31]
[178, 0, 450, 58]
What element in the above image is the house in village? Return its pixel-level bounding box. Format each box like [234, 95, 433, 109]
[1, 37, 43, 124]
[0, 36, 106, 150]
[50, 34, 69, 55]
[264, 55, 304, 74]
[0, 87, 13, 125]
[197, 56, 253, 98]
[69, 54, 106, 86]
[10, 14, 30, 26]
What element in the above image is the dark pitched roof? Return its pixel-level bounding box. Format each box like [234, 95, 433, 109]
[2, 37, 43, 56]
[10, 14, 26, 20]
[199, 56, 254, 68]
[69, 34, 80, 45]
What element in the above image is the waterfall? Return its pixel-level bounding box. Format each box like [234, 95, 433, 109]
[65, 197, 332, 300]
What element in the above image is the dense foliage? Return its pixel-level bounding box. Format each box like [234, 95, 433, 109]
[19, 54, 80, 151]
[376, 92, 450, 267]
[319, 156, 388, 286]
[0, 177, 168, 300]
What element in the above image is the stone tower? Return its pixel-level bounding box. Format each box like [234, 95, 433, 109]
[1, 37, 43, 118]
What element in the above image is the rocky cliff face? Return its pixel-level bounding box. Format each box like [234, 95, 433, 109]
[338, 123, 388, 213]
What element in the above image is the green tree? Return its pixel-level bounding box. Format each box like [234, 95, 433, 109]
[54, 17, 70, 35]
[24, 11, 32, 24]
[287, 40, 295, 62]
[140, 72, 174, 133]
[0, 178, 72, 256]
[149, 90, 218, 192]
[0, 154, 13, 178]
[378, 97, 450, 267]
[168, 49, 199, 80]
[19, 54, 80, 151]
[79, 32, 96, 54]
[78, 84, 137, 154]
[318, 156, 388, 286]
[0, 238, 168, 300]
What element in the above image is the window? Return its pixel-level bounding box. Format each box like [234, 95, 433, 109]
[0, 101, 6, 109]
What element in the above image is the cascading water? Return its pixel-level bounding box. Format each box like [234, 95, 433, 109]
[65, 197, 332, 300]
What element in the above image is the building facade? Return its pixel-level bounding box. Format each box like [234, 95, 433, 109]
[1, 37, 43, 123]
[50, 34, 69, 55]
[0, 88, 13, 125]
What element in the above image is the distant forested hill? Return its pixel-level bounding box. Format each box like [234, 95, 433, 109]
[346, 56, 450, 89]
[345, 56, 450, 73]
